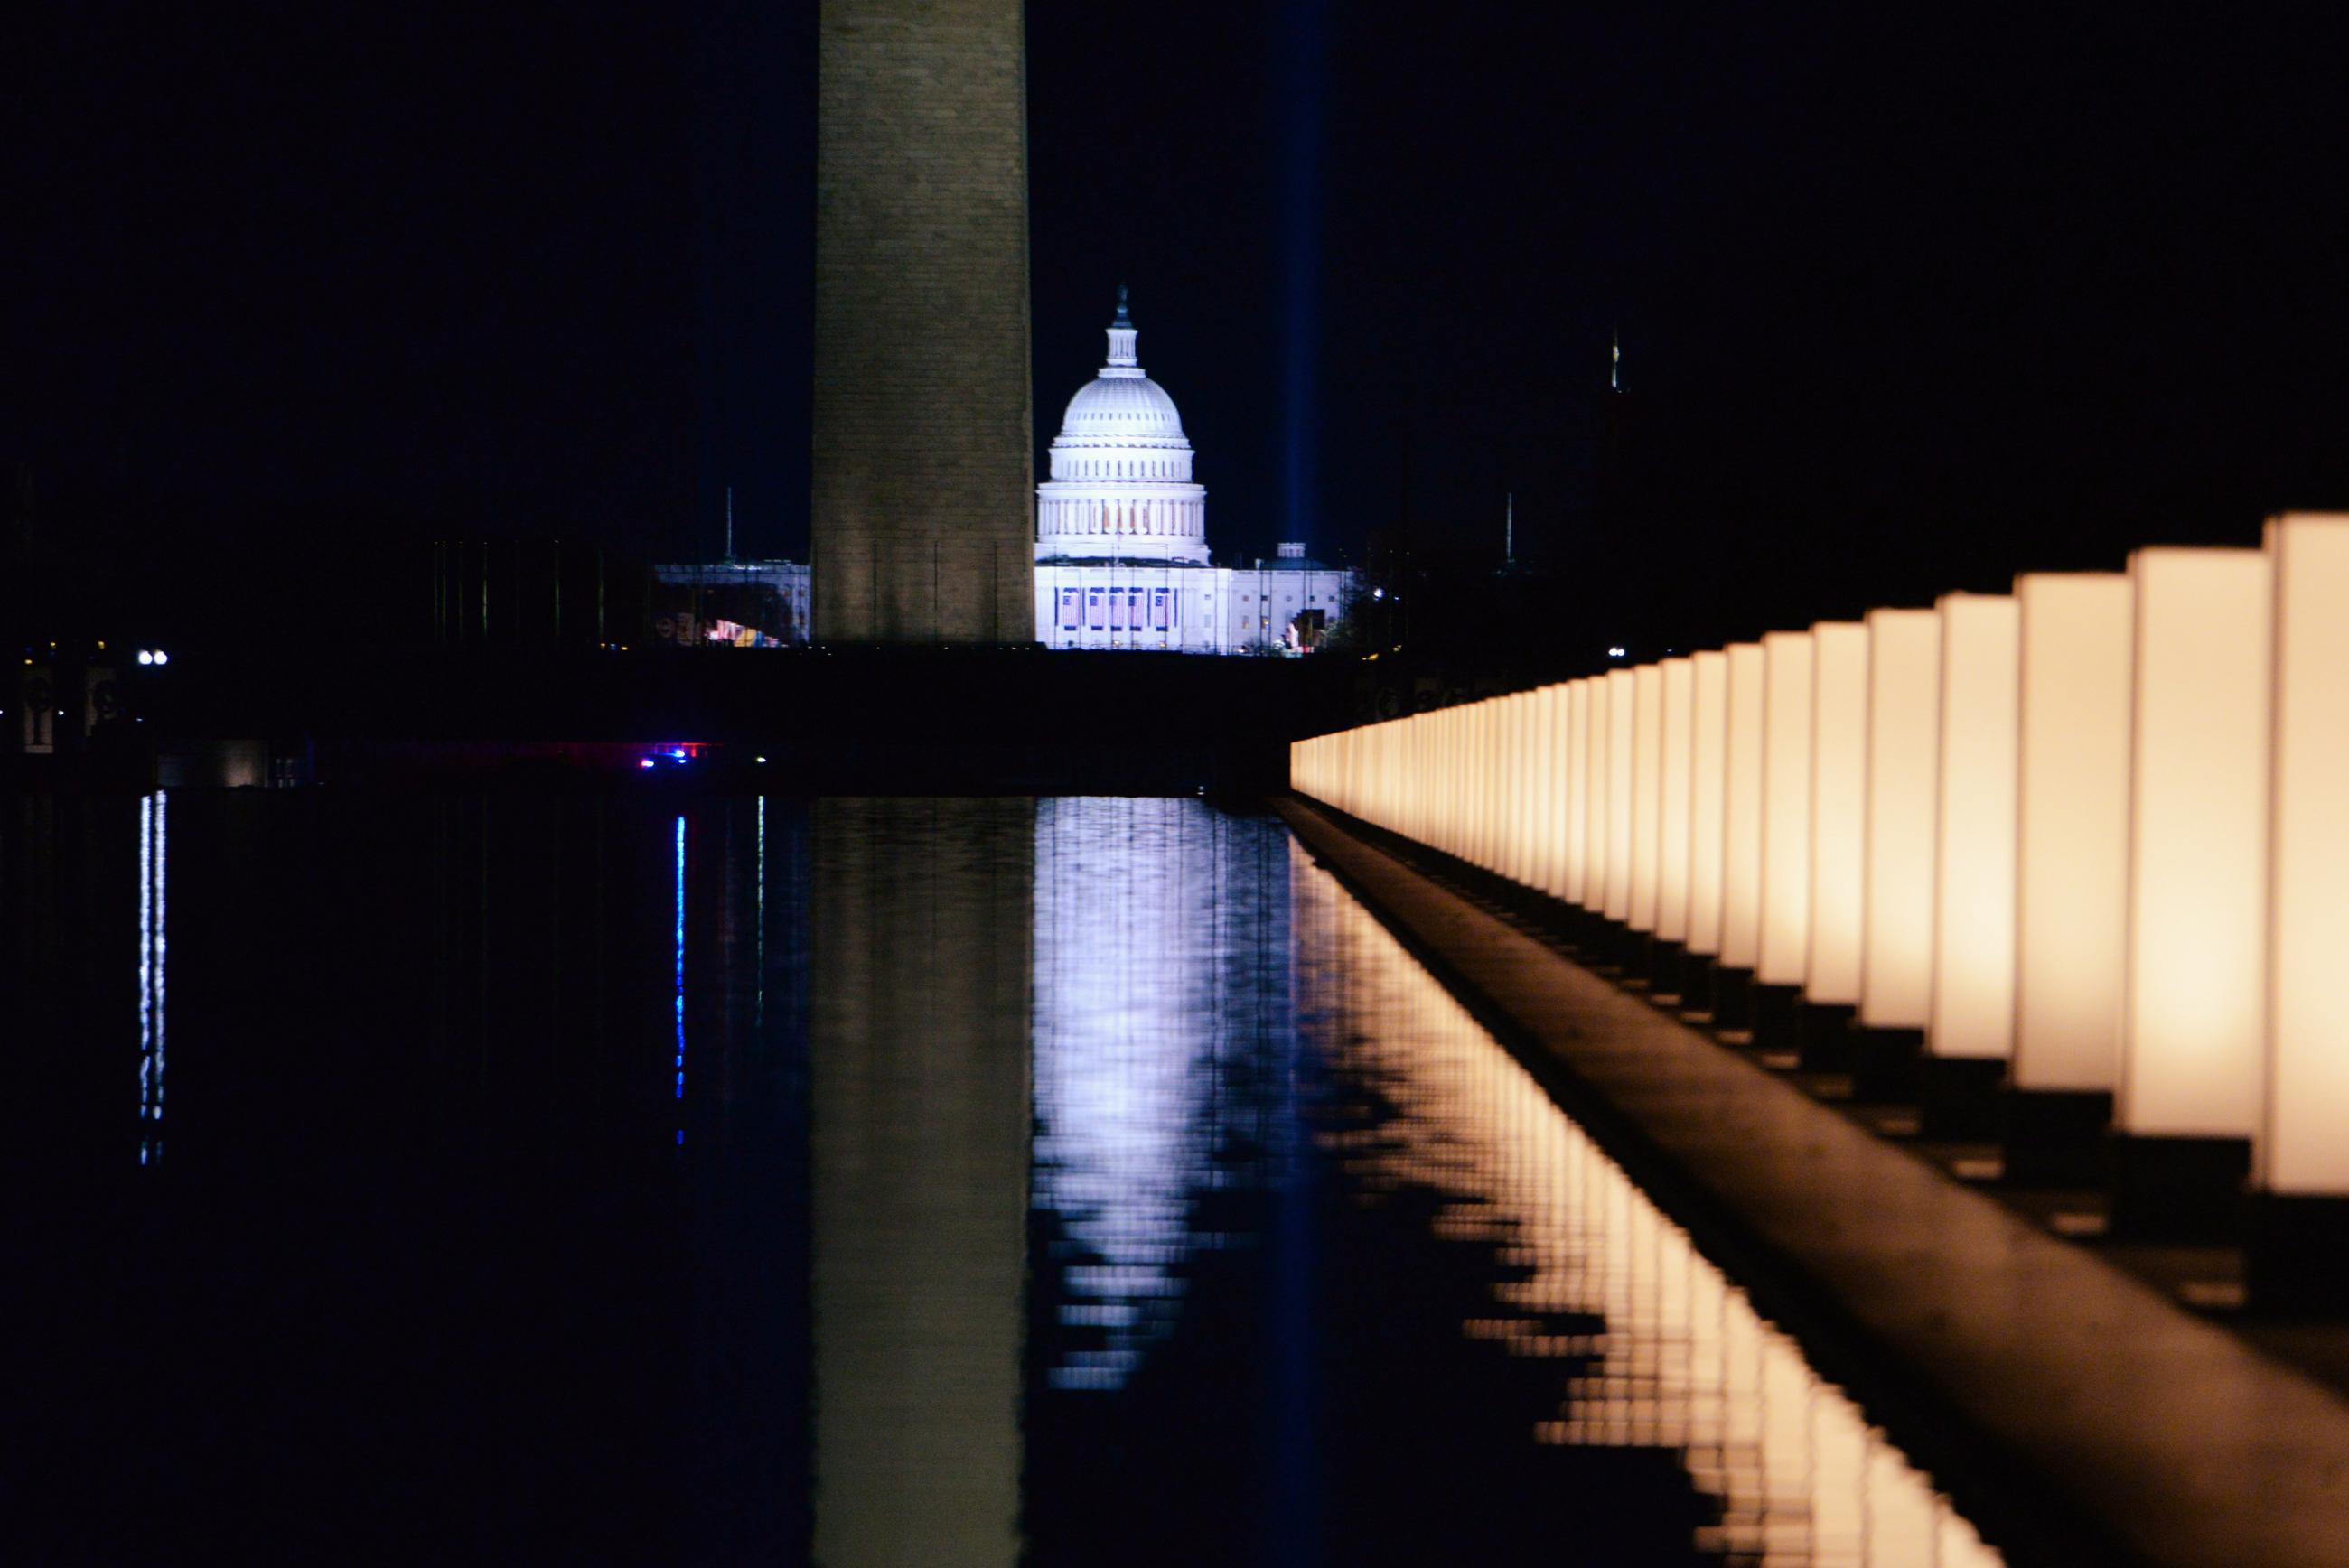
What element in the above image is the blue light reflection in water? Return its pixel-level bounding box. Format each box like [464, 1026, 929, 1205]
[136, 790, 167, 1166]
[674, 811, 687, 1145]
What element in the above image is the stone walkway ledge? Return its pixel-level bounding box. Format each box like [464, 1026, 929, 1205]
[1278, 794, 2349, 1568]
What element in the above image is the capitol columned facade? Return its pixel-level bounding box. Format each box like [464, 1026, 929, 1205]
[1033, 292, 1355, 654]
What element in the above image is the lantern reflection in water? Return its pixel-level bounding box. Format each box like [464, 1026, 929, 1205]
[1291, 840, 2002, 1566]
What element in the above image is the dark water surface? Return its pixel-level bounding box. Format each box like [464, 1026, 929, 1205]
[3, 793, 1999, 1565]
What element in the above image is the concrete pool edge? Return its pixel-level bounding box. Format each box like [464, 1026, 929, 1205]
[1277, 793, 2349, 1568]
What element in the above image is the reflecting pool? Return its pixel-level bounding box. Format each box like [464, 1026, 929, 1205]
[0, 793, 1999, 1564]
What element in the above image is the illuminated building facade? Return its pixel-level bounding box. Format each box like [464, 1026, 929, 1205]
[1033, 294, 1357, 654]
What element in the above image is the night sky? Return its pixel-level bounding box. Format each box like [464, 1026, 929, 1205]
[14, 2, 2349, 652]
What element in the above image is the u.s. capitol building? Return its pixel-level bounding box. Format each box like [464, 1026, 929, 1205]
[1032, 291, 1355, 653]
[657, 292, 1355, 653]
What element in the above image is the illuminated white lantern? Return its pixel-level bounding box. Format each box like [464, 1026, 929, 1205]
[1502, 694, 1525, 883]
[2265, 515, 2349, 1197]
[2119, 546, 2270, 1148]
[1475, 699, 1496, 872]
[1484, 699, 1505, 876]
[1928, 593, 2020, 1062]
[1546, 683, 1573, 901]
[1756, 631, 1813, 989]
[1530, 687, 1551, 889]
[1806, 623, 1868, 1007]
[1658, 658, 1696, 946]
[1605, 668, 1634, 921]
[1630, 664, 1665, 933]
[1585, 676, 1611, 914]
[1514, 691, 1538, 886]
[1719, 644, 1767, 972]
[1567, 680, 1591, 905]
[1524, 688, 1545, 889]
[2012, 573, 2133, 1095]
[1453, 703, 1471, 862]
[1427, 708, 1446, 849]
[1468, 703, 1488, 863]
[1860, 609, 1939, 1031]
[1492, 697, 1510, 874]
[1686, 651, 1729, 960]
[1521, 688, 1543, 892]
[1443, 705, 1462, 858]
[1497, 695, 1516, 881]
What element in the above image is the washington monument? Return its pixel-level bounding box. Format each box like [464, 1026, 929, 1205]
[811, 0, 1035, 644]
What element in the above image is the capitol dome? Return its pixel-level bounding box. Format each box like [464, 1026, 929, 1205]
[1035, 289, 1209, 565]
[1059, 371, 1187, 440]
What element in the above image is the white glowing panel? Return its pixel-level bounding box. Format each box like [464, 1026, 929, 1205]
[1605, 668, 1634, 920]
[1687, 651, 1729, 958]
[2013, 573, 2133, 1092]
[1434, 708, 1454, 856]
[2266, 516, 2349, 1192]
[1440, 707, 1459, 858]
[1501, 695, 1522, 883]
[1719, 644, 1767, 969]
[1567, 681, 1590, 904]
[1658, 658, 1696, 944]
[1584, 677, 1610, 913]
[1530, 688, 1550, 891]
[1860, 610, 1940, 1030]
[2121, 548, 2271, 1137]
[1521, 685, 1540, 891]
[1519, 690, 1540, 891]
[1806, 622, 1868, 1006]
[1756, 631, 1813, 987]
[1473, 700, 1493, 872]
[1546, 684, 1572, 900]
[1493, 699, 1512, 882]
[1630, 664, 1665, 933]
[1929, 593, 2020, 1060]
[1471, 703, 1485, 864]
[1496, 697, 1513, 875]
[1527, 689, 1541, 883]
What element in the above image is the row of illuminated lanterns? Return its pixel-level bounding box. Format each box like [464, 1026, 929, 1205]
[1294, 513, 2349, 1198]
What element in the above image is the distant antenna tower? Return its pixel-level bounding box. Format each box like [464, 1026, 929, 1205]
[1611, 326, 1622, 392]
[1505, 492, 1514, 568]
[725, 485, 735, 563]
